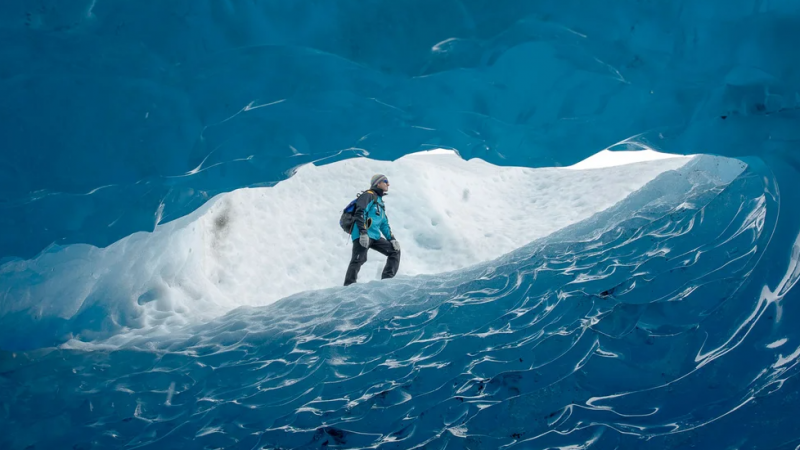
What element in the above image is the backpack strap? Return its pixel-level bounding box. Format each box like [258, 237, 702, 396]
[361, 190, 381, 209]
[369, 191, 387, 214]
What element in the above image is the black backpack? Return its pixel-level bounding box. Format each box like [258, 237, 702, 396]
[339, 190, 378, 233]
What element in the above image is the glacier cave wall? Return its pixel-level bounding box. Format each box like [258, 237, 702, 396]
[3, 2, 800, 447]
[1, 0, 799, 268]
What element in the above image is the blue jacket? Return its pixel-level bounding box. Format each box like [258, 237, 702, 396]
[350, 189, 394, 241]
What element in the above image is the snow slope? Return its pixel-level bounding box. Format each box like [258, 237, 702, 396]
[0, 151, 692, 347]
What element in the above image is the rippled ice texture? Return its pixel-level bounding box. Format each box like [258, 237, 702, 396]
[3, 156, 799, 449]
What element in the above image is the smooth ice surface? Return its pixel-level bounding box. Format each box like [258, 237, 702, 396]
[0, 152, 689, 350]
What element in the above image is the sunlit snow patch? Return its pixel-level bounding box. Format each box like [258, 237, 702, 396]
[566, 149, 691, 170]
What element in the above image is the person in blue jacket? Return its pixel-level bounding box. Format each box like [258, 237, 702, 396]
[344, 174, 401, 285]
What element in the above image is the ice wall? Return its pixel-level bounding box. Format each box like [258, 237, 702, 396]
[3, 3, 800, 445]
[1, 1, 799, 262]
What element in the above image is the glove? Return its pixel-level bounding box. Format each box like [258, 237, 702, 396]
[359, 233, 370, 248]
[390, 239, 400, 251]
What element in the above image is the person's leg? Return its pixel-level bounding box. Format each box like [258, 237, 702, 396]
[344, 239, 369, 285]
[370, 238, 401, 279]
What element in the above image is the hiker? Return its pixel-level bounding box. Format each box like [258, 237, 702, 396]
[343, 174, 401, 286]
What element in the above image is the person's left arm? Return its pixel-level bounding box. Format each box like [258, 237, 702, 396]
[380, 208, 394, 241]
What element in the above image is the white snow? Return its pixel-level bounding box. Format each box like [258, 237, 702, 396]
[196, 150, 690, 305]
[566, 149, 689, 170]
[1, 150, 692, 342]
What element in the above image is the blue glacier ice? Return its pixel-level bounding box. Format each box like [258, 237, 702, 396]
[2, 1, 800, 449]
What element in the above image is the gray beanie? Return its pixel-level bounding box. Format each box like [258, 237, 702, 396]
[370, 174, 387, 187]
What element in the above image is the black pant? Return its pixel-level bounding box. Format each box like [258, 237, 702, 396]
[344, 238, 401, 286]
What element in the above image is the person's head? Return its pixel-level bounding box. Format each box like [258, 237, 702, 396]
[370, 174, 390, 193]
